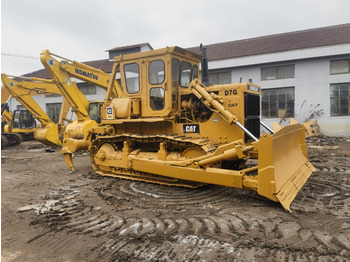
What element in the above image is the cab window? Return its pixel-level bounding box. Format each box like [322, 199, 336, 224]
[192, 64, 199, 80]
[171, 58, 180, 108]
[124, 63, 140, 94]
[150, 87, 165, 110]
[88, 102, 101, 123]
[149, 60, 165, 85]
[180, 61, 192, 87]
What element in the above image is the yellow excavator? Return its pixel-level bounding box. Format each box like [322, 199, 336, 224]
[1, 74, 70, 146]
[40, 50, 122, 169]
[2, 86, 36, 147]
[41, 46, 314, 211]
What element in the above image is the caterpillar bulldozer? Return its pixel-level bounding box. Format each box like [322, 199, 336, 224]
[42, 46, 314, 211]
[1, 74, 71, 146]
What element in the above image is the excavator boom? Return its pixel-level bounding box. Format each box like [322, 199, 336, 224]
[1, 74, 70, 146]
[58, 57, 122, 98]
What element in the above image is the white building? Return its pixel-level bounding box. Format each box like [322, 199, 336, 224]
[188, 23, 350, 136]
[8, 24, 350, 136]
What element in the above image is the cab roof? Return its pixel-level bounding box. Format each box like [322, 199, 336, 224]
[113, 46, 202, 63]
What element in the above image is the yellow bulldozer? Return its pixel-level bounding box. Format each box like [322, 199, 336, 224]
[40, 46, 315, 211]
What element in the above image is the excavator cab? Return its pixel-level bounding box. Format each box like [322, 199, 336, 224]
[12, 109, 36, 129]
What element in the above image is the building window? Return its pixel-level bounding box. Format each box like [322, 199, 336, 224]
[330, 83, 350, 116]
[46, 103, 61, 124]
[45, 94, 62, 98]
[16, 105, 26, 110]
[330, 59, 350, 75]
[78, 84, 97, 95]
[209, 72, 231, 85]
[261, 65, 295, 81]
[261, 87, 295, 118]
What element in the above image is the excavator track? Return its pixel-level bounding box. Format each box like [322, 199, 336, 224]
[1, 135, 8, 148]
[89, 133, 217, 188]
[2, 133, 23, 147]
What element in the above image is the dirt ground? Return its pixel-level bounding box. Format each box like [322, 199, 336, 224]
[1, 136, 350, 262]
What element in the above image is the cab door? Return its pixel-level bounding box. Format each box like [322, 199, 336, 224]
[146, 57, 170, 117]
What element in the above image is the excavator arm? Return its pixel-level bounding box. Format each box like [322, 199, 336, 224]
[40, 50, 99, 170]
[40, 50, 122, 98]
[1, 87, 13, 126]
[59, 57, 122, 98]
[40, 50, 90, 120]
[1, 74, 70, 146]
[1, 109, 13, 126]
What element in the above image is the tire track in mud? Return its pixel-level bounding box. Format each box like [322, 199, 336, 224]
[93, 235, 350, 262]
[106, 182, 270, 209]
[28, 177, 350, 261]
[292, 166, 350, 216]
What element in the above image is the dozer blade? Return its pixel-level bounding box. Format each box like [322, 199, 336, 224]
[257, 123, 315, 211]
[290, 118, 321, 137]
[34, 123, 61, 147]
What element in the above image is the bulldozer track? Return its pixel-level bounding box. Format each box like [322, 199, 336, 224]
[90, 133, 218, 187]
[90, 133, 217, 155]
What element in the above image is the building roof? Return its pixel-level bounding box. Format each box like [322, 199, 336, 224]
[106, 43, 153, 52]
[23, 24, 350, 79]
[187, 23, 350, 61]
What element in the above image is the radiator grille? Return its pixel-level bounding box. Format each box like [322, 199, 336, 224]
[244, 93, 260, 142]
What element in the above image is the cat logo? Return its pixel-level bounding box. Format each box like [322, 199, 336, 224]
[106, 106, 114, 119]
[183, 124, 200, 133]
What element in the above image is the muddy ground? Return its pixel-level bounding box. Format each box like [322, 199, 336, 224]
[1, 136, 350, 262]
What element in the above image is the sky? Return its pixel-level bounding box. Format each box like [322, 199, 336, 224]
[1, 0, 350, 76]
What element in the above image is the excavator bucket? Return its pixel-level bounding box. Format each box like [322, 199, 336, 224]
[257, 123, 315, 211]
[34, 123, 61, 147]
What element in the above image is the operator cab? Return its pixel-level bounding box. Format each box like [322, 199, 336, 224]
[12, 109, 36, 129]
[104, 46, 201, 120]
